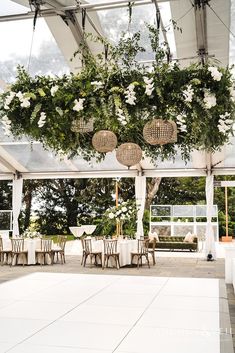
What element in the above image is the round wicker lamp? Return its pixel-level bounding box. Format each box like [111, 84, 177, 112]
[168, 121, 178, 143]
[71, 118, 93, 133]
[143, 119, 177, 145]
[92, 130, 117, 153]
[116, 143, 142, 167]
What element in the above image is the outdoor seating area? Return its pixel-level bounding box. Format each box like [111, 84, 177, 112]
[155, 235, 198, 252]
[0, 236, 67, 266]
[81, 238, 154, 269]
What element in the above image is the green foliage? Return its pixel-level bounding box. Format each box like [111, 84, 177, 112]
[0, 27, 234, 164]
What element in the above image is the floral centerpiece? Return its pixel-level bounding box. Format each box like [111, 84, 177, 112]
[0, 26, 234, 164]
[22, 229, 41, 239]
[105, 201, 137, 237]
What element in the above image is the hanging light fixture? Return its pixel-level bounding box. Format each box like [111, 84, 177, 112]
[92, 130, 117, 153]
[143, 119, 177, 145]
[116, 143, 142, 167]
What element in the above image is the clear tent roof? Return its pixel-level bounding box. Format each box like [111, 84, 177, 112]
[0, 0, 235, 179]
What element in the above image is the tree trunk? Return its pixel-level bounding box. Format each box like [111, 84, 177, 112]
[23, 188, 33, 230]
[145, 177, 162, 210]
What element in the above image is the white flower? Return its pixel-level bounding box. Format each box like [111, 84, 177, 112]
[182, 84, 194, 102]
[4, 91, 16, 108]
[20, 98, 30, 108]
[116, 108, 128, 126]
[50, 85, 59, 96]
[38, 112, 46, 128]
[208, 66, 222, 81]
[122, 206, 127, 212]
[176, 114, 187, 133]
[176, 114, 186, 123]
[125, 84, 136, 105]
[108, 212, 115, 219]
[179, 124, 187, 132]
[203, 91, 216, 109]
[218, 112, 233, 134]
[143, 76, 154, 96]
[91, 81, 104, 91]
[123, 32, 133, 40]
[1, 115, 12, 136]
[73, 98, 85, 112]
[16, 91, 24, 100]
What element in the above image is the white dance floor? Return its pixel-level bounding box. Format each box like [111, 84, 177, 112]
[0, 273, 232, 353]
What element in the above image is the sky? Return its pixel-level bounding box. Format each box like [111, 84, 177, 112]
[0, 1, 56, 61]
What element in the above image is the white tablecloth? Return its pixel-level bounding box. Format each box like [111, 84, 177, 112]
[92, 239, 138, 267]
[3, 238, 42, 265]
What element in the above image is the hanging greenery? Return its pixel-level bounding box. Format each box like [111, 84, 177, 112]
[0, 26, 235, 164]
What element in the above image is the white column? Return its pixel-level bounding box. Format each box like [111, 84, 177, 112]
[135, 176, 146, 239]
[12, 177, 23, 236]
[204, 173, 216, 259]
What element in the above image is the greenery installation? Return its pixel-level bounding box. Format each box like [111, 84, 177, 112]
[0, 26, 235, 163]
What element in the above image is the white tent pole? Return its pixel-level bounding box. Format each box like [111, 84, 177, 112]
[135, 176, 146, 239]
[12, 176, 23, 237]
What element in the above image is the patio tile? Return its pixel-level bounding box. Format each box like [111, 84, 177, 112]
[26, 321, 131, 350]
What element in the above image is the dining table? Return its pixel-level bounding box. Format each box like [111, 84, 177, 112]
[91, 238, 139, 267]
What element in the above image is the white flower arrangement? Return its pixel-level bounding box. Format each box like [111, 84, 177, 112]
[106, 201, 137, 221]
[217, 112, 233, 134]
[23, 230, 41, 239]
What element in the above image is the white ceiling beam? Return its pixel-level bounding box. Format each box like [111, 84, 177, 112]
[0, 146, 28, 173]
[2, 0, 172, 22]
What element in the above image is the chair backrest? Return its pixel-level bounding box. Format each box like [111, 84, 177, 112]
[103, 239, 117, 255]
[148, 237, 156, 249]
[83, 238, 92, 253]
[137, 239, 149, 254]
[11, 238, 25, 252]
[40, 238, 52, 252]
[57, 235, 67, 250]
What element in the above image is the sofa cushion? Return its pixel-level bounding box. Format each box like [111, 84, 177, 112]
[184, 232, 195, 243]
[149, 231, 159, 242]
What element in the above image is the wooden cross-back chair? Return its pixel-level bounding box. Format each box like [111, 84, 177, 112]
[103, 239, 120, 269]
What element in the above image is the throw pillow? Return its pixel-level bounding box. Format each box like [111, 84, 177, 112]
[184, 232, 193, 242]
[148, 231, 159, 242]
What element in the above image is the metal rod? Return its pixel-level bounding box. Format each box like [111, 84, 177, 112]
[0, 0, 172, 23]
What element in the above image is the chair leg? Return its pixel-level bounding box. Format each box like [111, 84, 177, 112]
[115, 256, 118, 270]
[152, 252, 155, 265]
[117, 255, 120, 269]
[146, 254, 150, 268]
